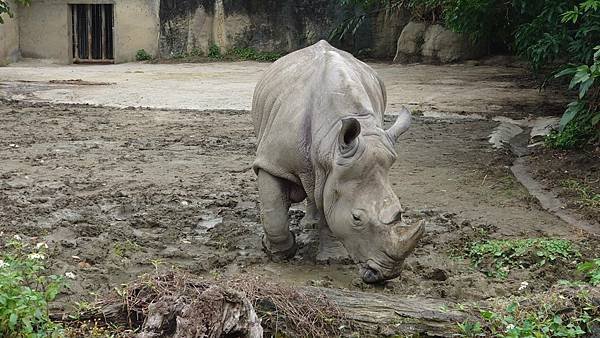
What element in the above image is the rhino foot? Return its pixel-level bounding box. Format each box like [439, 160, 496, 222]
[317, 238, 351, 264]
[262, 233, 298, 262]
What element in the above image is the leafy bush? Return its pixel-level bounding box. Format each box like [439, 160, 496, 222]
[135, 49, 152, 61]
[0, 236, 64, 337]
[547, 45, 600, 147]
[468, 238, 579, 278]
[578, 259, 600, 285]
[208, 43, 222, 59]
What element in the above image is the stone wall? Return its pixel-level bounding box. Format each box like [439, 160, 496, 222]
[0, 0, 20, 64]
[158, 0, 409, 59]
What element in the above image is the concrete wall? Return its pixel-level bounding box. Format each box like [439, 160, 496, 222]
[17, 0, 159, 64]
[0, 0, 20, 64]
[114, 0, 160, 62]
[18, 0, 70, 63]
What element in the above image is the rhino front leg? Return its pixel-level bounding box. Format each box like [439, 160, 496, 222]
[257, 170, 298, 260]
[300, 199, 320, 229]
[317, 224, 351, 264]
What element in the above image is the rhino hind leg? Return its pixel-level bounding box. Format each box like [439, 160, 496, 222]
[257, 170, 298, 261]
[317, 225, 351, 264]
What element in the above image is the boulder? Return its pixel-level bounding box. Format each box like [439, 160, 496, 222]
[422, 24, 484, 63]
[393, 21, 428, 63]
[394, 22, 486, 64]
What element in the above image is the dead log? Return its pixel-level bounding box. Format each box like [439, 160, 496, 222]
[305, 287, 469, 337]
[56, 283, 468, 337]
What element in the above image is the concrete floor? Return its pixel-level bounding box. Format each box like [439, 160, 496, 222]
[0, 59, 566, 117]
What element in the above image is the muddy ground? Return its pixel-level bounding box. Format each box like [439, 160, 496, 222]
[1, 97, 597, 321]
[528, 146, 600, 222]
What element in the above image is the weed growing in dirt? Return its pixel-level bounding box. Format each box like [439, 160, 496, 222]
[208, 43, 222, 59]
[578, 259, 600, 286]
[112, 240, 141, 258]
[0, 236, 64, 337]
[468, 238, 579, 278]
[560, 179, 600, 209]
[229, 47, 282, 62]
[458, 285, 600, 337]
[135, 49, 152, 61]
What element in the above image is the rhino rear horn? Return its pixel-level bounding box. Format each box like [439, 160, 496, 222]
[338, 117, 361, 156]
[386, 106, 411, 143]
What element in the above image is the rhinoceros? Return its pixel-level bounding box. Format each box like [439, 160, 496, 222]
[251, 40, 424, 283]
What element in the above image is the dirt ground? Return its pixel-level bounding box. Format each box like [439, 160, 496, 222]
[1, 96, 597, 317]
[0, 59, 568, 116]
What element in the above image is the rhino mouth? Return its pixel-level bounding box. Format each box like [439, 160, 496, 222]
[359, 259, 402, 284]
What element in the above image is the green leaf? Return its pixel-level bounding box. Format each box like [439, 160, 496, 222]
[578, 77, 595, 98]
[559, 109, 577, 128]
[555, 67, 577, 78]
[9, 312, 17, 329]
[592, 112, 600, 125]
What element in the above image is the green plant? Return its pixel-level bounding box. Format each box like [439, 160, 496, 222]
[468, 238, 579, 278]
[0, 236, 64, 337]
[457, 321, 484, 337]
[229, 47, 281, 62]
[477, 306, 586, 337]
[577, 259, 600, 285]
[0, 0, 30, 24]
[208, 43, 222, 59]
[112, 240, 141, 258]
[189, 47, 203, 58]
[457, 285, 600, 337]
[547, 45, 600, 147]
[559, 179, 600, 208]
[135, 49, 152, 61]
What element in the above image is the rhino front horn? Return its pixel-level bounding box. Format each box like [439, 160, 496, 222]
[386, 106, 411, 143]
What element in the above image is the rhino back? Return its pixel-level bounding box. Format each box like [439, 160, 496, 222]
[252, 40, 387, 185]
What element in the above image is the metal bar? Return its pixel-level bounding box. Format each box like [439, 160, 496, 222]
[73, 59, 114, 64]
[73, 6, 79, 60]
[87, 4, 92, 60]
[101, 5, 106, 60]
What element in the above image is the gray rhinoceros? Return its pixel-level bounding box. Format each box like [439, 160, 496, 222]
[252, 40, 424, 283]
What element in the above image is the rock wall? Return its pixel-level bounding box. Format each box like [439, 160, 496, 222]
[394, 22, 485, 63]
[158, 0, 409, 58]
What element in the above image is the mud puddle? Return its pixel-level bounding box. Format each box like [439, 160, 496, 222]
[0, 100, 597, 315]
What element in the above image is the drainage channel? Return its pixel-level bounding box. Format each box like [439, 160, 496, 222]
[415, 111, 599, 236]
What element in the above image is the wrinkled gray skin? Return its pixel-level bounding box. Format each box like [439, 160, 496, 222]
[252, 40, 424, 283]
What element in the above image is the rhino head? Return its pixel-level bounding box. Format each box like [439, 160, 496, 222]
[322, 107, 424, 283]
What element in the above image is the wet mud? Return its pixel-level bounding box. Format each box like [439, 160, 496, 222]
[0, 100, 597, 313]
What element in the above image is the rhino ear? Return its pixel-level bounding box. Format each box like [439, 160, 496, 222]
[338, 118, 361, 156]
[386, 106, 411, 144]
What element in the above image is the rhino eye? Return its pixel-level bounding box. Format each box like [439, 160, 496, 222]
[351, 210, 366, 227]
